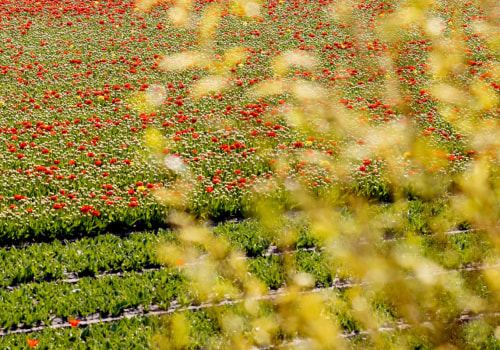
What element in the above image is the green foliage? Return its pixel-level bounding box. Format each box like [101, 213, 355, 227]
[213, 220, 271, 257]
[0, 317, 158, 350]
[247, 256, 285, 290]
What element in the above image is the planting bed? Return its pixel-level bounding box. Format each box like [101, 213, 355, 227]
[0, 0, 499, 348]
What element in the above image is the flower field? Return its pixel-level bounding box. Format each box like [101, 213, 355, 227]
[1, 0, 488, 243]
[1, 0, 500, 348]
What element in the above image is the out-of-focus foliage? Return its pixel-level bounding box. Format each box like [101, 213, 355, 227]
[139, 0, 500, 348]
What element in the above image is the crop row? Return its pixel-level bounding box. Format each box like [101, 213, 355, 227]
[0, 217, 315, 286]
[0, 316, 158, 350]
[0, 239, 497, 349]
[2, 237, 496, 333]
[1, 306, 498, 349]
[0, 248, 377, 331]
[0, 230, 172, 288]
[0, 206, 487, 288]
[148, 305, 500, 350]
[0, 212, 492, 289]
[0, 253, 313, 331]
[0, 269, 186, 331]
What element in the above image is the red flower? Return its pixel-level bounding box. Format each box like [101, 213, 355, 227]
[91, 210, 100, 216]
[128, 202, 138, 207]
[27, 339, 40, 347]
[68, 318, 80, 327]
[80, 205, 94, 214]
[206, 187, 214, 193]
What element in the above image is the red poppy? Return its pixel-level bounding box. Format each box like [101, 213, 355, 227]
[80, 205, 94, 214]
[27, 339, 40, 347]
[68, 318, 81, 327]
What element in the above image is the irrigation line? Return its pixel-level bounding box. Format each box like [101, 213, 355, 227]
[1, 261, 499, 335]
[1, 244, 319, 290]
[0, 281, 364, 337]
[2, 237, 494, 291]
[2, 265, 164, 291]
[2, 277, 500, 339]
[0, 226, 481, 287]
[277, 311, 500, 347]
[0, 226, 495, 335]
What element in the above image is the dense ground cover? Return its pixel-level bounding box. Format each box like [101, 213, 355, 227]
[0, 219, 497, 348]
[0, 0, 499, 348]
[1, 0, 492, 242]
